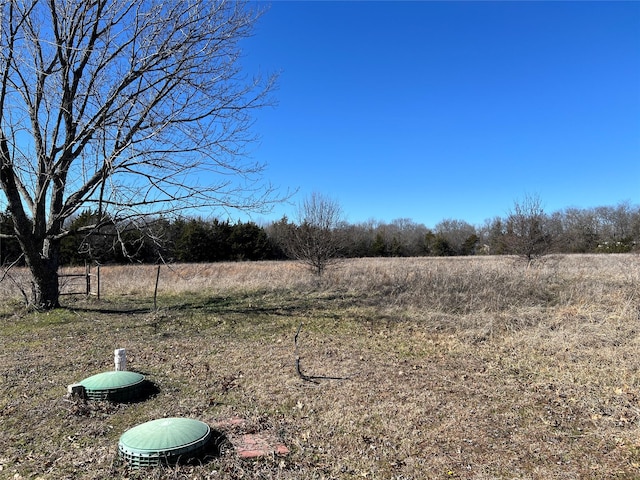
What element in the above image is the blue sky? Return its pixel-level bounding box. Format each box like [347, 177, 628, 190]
[239, 1, 639, 228]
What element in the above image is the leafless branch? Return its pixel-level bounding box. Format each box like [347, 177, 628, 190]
[294, 321, 350, 383]
[0, 253, 29, 305]
[0, 0, 285, 307]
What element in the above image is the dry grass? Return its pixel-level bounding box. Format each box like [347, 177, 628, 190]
[0, 254, 639, 479]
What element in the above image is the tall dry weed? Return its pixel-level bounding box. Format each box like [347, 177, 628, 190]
[2, 255, 637, 328]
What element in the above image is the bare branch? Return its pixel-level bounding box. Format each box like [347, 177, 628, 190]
[0, 0, 283, 308]
[294, 321, 350, 383]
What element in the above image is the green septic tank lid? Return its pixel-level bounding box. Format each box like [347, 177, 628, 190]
[80, 370, 144, 390]
[79, 371, 146, 402]
[119, 418, 211, 466]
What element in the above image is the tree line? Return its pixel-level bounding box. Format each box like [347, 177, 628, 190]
[0, 210, 283, 266]
[1, 200, 638, 267]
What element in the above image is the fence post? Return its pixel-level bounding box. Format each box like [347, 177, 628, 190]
[86, 264, 91, 296]
[97, 265, 101, 300]
[153, 265, 161, 310]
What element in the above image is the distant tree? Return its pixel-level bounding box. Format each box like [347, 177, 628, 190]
[286, 193, 345, 276]
[390, 218, 430, 256]
[367, 219, 429, 257]
[176, 219, 213, 263]
[553, 208, 599, 253]
[371, 232, 388, 257]
[368, 225, 401, 256]
[461, 233, 480, 256]
[631, 206, 640, 250]
[600, 203, 635, 242]
[170, 218, 232, 262]
[229, 221, 271, 260]
[593, 202, 639, 252]
[433, 219, 477, 255]
[431, 235, 454, 256]
[208, 219, 234, 261]
[477, 217, 507, 255]
[338, 222, 375, 257]
[265, 215, 294, 260]
[504, 194, 552, 266]
[423, 230, 437, 255]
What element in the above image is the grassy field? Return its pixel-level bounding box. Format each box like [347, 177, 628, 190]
[0, 255, 639, 479]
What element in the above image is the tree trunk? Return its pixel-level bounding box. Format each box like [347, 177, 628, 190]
[24, 240, 61, 310]
[31, 262, 61, 309]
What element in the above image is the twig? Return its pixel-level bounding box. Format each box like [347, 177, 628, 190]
[294, 322, 350, 383]
[295, 322, 318, 383]
[1, 254, 29, 305]
[0, 253, 24, 283]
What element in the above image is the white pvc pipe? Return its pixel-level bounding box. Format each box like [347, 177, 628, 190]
[114, 348, 127, 371]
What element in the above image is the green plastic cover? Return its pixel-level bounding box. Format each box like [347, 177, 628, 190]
[119, 417, 211, 453]
[80, 371, 144, 390]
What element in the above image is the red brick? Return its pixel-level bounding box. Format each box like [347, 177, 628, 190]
[235, 433, 289, 459]
[214, 417, 289, 459]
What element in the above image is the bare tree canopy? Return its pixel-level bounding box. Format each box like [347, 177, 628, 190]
[504, 193, 552, 266]
[0, 0, 278, 308]
[280, 192, 345, 276]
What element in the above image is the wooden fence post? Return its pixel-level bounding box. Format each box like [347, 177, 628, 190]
[153, 265, 161, 310]
[86, 264, 91, 296]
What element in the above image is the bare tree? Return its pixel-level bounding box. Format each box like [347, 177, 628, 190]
[0, 0, 279, 308]
[504, 194, 552, 266]
[433, 218, 478, 255]
[286, 192, 344, 276]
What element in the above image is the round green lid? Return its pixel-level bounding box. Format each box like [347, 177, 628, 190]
[80, 371, 145, 390]
[119, 418, 211, 453]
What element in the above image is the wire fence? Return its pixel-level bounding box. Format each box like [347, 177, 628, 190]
[59, 264, 100, 298]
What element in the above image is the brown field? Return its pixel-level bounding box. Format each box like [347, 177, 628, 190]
[0, 254, 639, 479]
